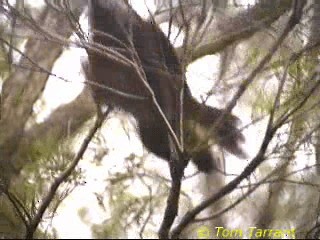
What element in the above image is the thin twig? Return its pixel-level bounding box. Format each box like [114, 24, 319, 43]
[25, 110, 109, 239]
[0, 36, 147, 102]
[193, 160, 290, 223]
[171, 2, 306, 237]
[191, 0, 305, 154]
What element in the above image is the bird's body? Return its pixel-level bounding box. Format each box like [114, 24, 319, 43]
[87, 0, 245, 172]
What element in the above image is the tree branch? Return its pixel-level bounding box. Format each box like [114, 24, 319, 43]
[25, 110, 109, 239]
[0, 4, 83, 184]
[171, 1, 306, 236]
[155, 0, 294, 61]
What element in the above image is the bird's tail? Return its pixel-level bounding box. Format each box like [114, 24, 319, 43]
[184, 90, 246, 172]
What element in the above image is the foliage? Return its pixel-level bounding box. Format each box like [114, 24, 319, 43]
[0, 0, 320, 239]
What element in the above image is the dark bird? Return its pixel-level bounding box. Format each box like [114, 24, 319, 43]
[86, 0, 245, 173]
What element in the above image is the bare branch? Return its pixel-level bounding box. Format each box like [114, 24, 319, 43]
[0, 3, 84, 184]
[171, 2, 306, 236]
[25, 110, 109, 239]
[157, 0, 296, 60]
[191, 0, 305, 157]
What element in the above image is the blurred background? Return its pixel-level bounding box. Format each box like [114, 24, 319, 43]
[0, 0, 319, 238]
